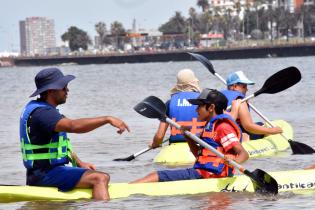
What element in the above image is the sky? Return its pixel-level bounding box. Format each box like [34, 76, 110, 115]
[0, 0, 199, 52]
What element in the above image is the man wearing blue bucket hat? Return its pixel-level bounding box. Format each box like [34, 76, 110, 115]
[19, 67, 130, 200]
[221, 71, 282, 141]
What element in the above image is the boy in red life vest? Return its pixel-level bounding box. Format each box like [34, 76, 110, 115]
[131, 89, 249, 183]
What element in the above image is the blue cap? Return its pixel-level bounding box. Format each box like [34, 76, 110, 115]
[226, 71, 255, 86]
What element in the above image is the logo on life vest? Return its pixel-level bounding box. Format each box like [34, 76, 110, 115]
[177, 99, 192, 107]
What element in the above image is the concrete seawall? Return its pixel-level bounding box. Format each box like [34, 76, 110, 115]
[13, 43, 315, 66]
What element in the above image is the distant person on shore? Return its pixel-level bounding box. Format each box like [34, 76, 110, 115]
[221, 71, 282, 141]
[19, 67, 130, 201]
[131, 89, 248, 183]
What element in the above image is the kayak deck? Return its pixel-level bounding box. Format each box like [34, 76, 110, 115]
[0, 169, 314, 202]
[154, 120, 293, 165]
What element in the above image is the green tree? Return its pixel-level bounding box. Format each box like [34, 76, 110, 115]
[273, 7, 284, 38]
[110, 21, 126, 50]
[159, 11, 187, 34]
[197, 0, 210, 12]
[301, 4, 315, 36]
[95, 22, 111, 50]
[187, 7, 202, 45]
[244, 10, 257, 36]
[61, 26, 91, 51]
[273, 7, 297, 40]
[199, 12, 212, 34]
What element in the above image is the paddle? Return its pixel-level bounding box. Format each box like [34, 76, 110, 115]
[113, 139, 169, 161]
[134, 95, 278, 195]
[189, 52, 315, 155]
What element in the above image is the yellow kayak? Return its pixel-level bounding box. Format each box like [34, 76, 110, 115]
[0, 169, 314, 202]
[154, 120, 293, 165]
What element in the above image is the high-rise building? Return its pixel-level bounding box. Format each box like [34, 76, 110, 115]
[19, 17, 56, 56]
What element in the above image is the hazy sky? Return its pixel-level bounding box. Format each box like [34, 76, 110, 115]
[0, 0, 199, 52]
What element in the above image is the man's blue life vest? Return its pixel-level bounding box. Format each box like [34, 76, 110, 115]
[19, 100, 74, 169]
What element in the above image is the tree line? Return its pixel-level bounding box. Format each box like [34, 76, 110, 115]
[61, 1, 315, 51]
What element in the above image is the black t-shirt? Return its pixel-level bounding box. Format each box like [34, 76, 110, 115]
[27, 105, 63, 169]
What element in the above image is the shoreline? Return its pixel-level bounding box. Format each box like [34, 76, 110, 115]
[4, 43, 315, 66]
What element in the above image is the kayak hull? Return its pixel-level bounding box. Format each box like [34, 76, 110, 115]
[0, 169, 314, 202]
[154, 120, 293, 165]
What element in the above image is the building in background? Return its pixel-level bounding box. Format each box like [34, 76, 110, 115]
[19, 17, 56, 56]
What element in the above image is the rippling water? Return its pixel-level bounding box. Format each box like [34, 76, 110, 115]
[1, 56, 315, 209]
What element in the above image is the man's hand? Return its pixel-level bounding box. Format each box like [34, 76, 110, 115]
[78, 161, 96, 170]
[108, 116, 130, 134]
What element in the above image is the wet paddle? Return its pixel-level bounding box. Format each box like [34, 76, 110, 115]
[113, 139, 169, 161]
[134, 95, 278, 195]
[189, 52, 315, 155]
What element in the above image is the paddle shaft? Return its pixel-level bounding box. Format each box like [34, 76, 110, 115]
[114, 138, 169, 161]
[134, 138, 169, 157]
[133, 147, 152, 158]
[165, 118, 246, 173]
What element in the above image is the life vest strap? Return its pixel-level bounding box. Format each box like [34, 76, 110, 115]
[23, 152, 66, 160]
[21, 136, 76, 166]
[171, 118, 206, 136]
[22, 140, 68, 150]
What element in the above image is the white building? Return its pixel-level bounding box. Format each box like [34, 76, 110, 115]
[19, 17, 56, 56]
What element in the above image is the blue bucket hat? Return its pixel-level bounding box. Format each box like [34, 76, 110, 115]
[226, 71, 255, 86]
[30, 68, 75, 97]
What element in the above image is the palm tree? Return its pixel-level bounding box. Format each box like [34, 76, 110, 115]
[159, 11, 187, 34]
[110, 21, 126, 50]
[197, 0, 210, 12]
[95, 22, 109, 50]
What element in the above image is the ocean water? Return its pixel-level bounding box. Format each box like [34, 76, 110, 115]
[0, 55, 314, 209]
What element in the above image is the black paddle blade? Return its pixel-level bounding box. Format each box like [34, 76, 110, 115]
[113, 155, 135, 161]
[289, 140, 315, 154]
[188, 52, 216, 75]
[255, 67, 301, 96]
[244, 169, 278, 195]
[134, 96, 167, 121]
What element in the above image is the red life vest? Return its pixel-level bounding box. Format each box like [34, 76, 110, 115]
[193, 114, 242, 178]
